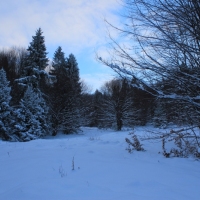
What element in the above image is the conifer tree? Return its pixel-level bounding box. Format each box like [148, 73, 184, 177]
[18, 86, 50, 139]
[0, 69, 11, 107]
[0, 69, 23, 141]
[25, 28, 48, 71]
[6, 86, 50, 142]
[50, 50, 81, 134]
[10, 28, 51, 140]
[64, 53, 81, 133]
[51, 46, 65, 72]
[89, 90, 104, 127]
[19, 28, 49, 91]
[66, 54, 81, 95]
[0, 69, 43, 141]
[0, 69, 13, 140]
[49, 46, 68, 134]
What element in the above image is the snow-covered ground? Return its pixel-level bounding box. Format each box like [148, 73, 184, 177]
[0, 126, 200, 200]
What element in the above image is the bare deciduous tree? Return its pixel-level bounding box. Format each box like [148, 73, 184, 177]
[99, 0, 200, 157]
[100, 0, 200, 106]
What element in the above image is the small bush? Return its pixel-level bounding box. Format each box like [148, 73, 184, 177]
[161, 129, 200, 159]
[125, 131, 145, 153]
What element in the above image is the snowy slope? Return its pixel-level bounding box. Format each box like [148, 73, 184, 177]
[0, 127, 200, 200]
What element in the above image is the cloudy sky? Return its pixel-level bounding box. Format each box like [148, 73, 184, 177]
[0, 0, 124, 92]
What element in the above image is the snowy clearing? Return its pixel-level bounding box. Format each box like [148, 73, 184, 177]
[0, 126, 200, 200]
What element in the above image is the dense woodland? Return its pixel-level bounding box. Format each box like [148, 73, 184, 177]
[0, 27, 199, 141]
[0, 28, 155, 142]
[1, 0, 200, 158]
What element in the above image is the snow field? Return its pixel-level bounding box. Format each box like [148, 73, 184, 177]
[0, 127, 200, 200]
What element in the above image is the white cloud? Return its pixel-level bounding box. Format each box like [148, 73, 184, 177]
[0, 0, 122, 54]
[0, 0, 123, 91]
[81, 73, 116, 92]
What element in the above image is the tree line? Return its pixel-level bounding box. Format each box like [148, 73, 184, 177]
[0, 21, 199, 154]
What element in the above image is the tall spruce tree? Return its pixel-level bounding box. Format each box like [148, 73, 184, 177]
[20, 28, 49, 91]
[64, 54, 81, 133]
[49, 46, 68, 134]
[0, 69, 22, 141]
[51, 46, 65, 72]
[66, 54, 81, 95]
[12, 28, 51, 139]
[50, 50, 81, 134]
[0, 69, 13, 140]
[25, 28, 48, 71]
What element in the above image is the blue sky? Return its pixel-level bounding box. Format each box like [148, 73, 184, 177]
[0, 0, 124, 92]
